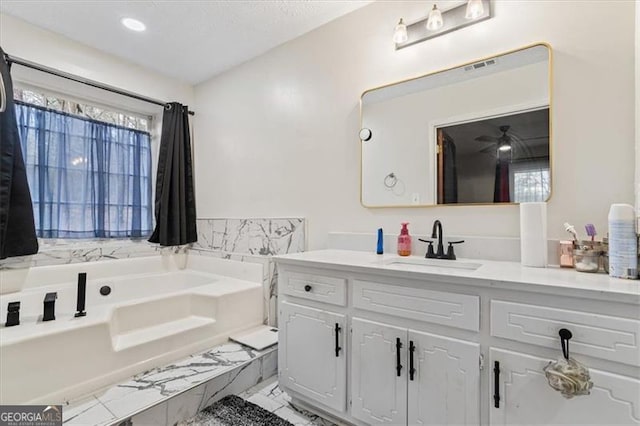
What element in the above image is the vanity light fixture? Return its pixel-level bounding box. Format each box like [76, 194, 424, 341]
[394, 0, 491, 50]
[426, 5, 444, 31]
[393, 19, 408, 44]
[121, 17, 146, 32]
[465, 0, 485, 19]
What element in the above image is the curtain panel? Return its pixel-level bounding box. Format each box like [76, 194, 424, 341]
[14, 102, 152, 238]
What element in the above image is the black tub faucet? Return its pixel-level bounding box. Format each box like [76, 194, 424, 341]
[5, 301, 20, 327]
[43, 292, 57, 321]
[75, 272, 87, 317]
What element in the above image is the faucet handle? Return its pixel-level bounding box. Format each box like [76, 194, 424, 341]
[446, 240, 465, 260]
[419, 239, 436, 258]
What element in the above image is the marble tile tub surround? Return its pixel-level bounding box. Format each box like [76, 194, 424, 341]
[193, 218, 306, 256]
[0, 238, 163, 271]
[193, 218, 306, 326]
[328, 231, 561, 265]
[63, 342, 277, 426]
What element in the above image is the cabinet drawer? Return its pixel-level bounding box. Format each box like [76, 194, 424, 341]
[281, 271, 347, 306]
[491, 300, 640, 366]
[353, 280, 479, 331]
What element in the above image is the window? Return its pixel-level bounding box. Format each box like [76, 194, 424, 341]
[512, 165, 550, 203]
[13, 87, 153, 238]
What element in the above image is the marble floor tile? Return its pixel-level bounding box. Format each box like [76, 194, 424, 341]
[246, 392, 285, 413]
[272, 406, 311, 426]
[63, 395, 116, 426]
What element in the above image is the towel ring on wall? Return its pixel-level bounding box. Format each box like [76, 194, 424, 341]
[384, 172, 398, 188]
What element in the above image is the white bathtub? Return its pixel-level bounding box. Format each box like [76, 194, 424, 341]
[0, 254, 264, 405]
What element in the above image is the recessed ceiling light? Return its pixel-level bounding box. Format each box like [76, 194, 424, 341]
[121, 17, 146, 32]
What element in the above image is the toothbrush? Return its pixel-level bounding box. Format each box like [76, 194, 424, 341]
[563, 222, 579, 245]
[585, 224, 597, 242]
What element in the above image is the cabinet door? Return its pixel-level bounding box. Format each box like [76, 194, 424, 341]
[279, 301, 346, 412]
[408, 330, 480, 425]
[490, 348, 640, 425]
[351, 317, 407, 425]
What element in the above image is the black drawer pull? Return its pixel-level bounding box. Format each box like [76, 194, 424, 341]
[493, 361, 500, 408]
[334, 323, 341, 357]
[304, 285, 312, 292]
[409, 340, 416, 381]
[396, 338, 403, 376]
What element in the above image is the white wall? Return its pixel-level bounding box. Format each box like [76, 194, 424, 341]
[194, 0, 634, 250]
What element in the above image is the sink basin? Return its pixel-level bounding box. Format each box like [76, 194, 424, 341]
[381, 257, 482, 272]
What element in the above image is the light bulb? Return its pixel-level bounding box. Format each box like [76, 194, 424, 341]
[393, 18, 408, 44]
[121, 17, 146, 32]
[426, 5, 443, 31]
[465, 0, 484, 19]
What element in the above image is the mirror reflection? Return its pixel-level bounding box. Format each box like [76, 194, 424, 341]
[360, 44, 550, 207]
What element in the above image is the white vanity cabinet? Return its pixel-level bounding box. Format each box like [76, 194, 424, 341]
[490, 348, 640, 425]
[279, 301, 347, 413]
[350, 318, 480, 425]
[275, 250, 640, 426]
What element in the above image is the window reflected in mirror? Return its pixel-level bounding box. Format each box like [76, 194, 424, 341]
[437, 107, 550, 204]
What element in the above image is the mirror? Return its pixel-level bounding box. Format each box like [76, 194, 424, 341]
[360, 43, 551, 207]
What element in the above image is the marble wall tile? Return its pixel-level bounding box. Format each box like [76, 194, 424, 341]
[0, 239, 162, 270]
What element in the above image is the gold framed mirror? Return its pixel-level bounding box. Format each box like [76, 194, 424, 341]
[360, 42, 552, 208]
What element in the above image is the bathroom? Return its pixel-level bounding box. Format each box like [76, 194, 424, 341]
[0, 0, 638, 425]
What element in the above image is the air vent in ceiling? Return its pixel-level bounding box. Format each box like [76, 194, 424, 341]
[464, 58, 497, 72]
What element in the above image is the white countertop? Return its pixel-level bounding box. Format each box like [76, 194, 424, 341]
[274, 250, 640, 304]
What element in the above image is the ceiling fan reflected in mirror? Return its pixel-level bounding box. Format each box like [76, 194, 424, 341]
[475, 125, 547, 156]
[476, 125, 513, 153]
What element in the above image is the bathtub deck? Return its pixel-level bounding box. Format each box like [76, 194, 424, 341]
[62, 341, 277, 426]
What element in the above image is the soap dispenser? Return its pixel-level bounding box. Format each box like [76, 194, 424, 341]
[397, 222, 412, 256]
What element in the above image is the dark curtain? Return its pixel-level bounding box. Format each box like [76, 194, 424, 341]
[0, 48, 38, 259]
[148, 102, 197, 246]
[493, 151, 510, 203]
[442, 137, 458, 203]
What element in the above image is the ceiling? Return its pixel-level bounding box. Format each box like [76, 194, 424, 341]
[0, 1, 371, 84]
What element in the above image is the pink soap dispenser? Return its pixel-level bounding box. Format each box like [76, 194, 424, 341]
[397, 222, 412, 256]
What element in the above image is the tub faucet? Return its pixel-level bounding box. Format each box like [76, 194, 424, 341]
[43, 292, 57, 321]
[75, 272, 87, 317]
[5, 301, 20, 327]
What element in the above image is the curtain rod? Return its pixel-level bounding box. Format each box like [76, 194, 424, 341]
[4, 53, 195, 116]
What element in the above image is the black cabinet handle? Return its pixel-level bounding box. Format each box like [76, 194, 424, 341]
[409, 340, 416, 381]
[304, 285, 312, 292]
[493, 361, 500, 408]
[396, 338, 403, 376]
[334, 323, 342, 357]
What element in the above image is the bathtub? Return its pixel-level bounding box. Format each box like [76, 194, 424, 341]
[0, 254, 264, 405]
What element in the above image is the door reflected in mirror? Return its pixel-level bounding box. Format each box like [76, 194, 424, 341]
[360, 43, 551, 207]
[437, 107, 550, 204]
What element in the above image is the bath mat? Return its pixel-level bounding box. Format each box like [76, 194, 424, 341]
[230, 325, 278, 351]
[181, 395, 293, 426]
